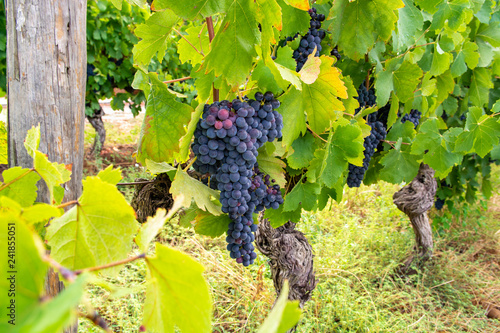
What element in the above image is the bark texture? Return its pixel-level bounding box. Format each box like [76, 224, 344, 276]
[7, 0, 86, 203]
[86, 105, 106, 156]
[131, 173, 173, 223]
[7, 1, 86, 332]
[255, 215, 316, 308]
[393, 163, 437, 275]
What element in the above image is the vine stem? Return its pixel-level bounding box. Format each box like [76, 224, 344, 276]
[172, 28, 204, 56]
[183, 156, 197, 171]
[74, 253, 146, 275]
[116, 180, 155, 186]
[365, 54, 371, 90]
[0, 168, 34, 191]
[382, 139, 410, 146]
[163, 76, 192, 84]
[56, 200, 78, 209]
[206, 16, 219, 102]
[306, 124, 328, 143]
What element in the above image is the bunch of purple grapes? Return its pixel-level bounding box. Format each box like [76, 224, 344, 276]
[346, 121, 387, 187]
[292, 8, 326, 71]
[401, 109, 422, 128]
[191, 92, 284, 266]
[346, 84, 387, 187]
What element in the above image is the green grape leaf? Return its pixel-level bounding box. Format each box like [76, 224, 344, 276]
[430, 46, 452, 76]
[287, 133, 316, 169]
[256, 149, 287, 188]
[329, 0, 404, 60]
[12, 274, 87, 333]
[429, 0, 470, 31]
[0, 167, 40, 208]
[451, 41, 479, 77]
[256, 281, 301, 333]
[24, 125, 41, 158]
[476, 21, 500, 47]
[143, 243, 212, 333]
[278, 0, 310, 37]
[46, 177, 138, 276]
[279, 88, 306, 149]
[193, 210, 232, 237]
[145, 159, 176, 175]
[132, 10, 180, 67]
[412, 119, 463, 177]
[454, 107, 500, 158]
[435, 70, 455, 104]
[135, 199, 183, 253]
[170, 167, 222, 215]
[342, 75, 360, 116]
[192, 65, 216, 103]
[379, 145, 420, 184]
[110, 0, 122, 9]
[269, 57, 302, 90]
[393, 0, 424, 53]
[374, 58, 400, 106]
[175, 103, 204, 163]
[136, 74, 193, 164]
[469, 67, 493, 107]
[256, 0, 282, 59]
[393, 61, 423, 102]
[153, 0, 229, 20]
[177, 25, 211, 66]
[0, 121, 7, 164]
[21, 203, 62, 225]
[283, 181, 321, 212]
[203, 0, 260, 86]
[33, 151, 71, 204]
[302, 56, 347, 134]
[263, 204, 302, 228]
[97, 165, 122, 185]
[252, 59, 285, 95]
[306, 121, 364, 188]
[490, 144, 500, 160]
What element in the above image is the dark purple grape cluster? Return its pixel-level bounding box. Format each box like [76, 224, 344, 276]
[191, 92, 284, 266]
[401, 109, 422, 128]
[330, 46, 341, 61]
[346, 121, 387, 188]
[292, 8, 326, 71]
[250, 164, 284, 211]
[435, 198, 445, 210]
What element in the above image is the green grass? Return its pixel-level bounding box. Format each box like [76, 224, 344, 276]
[80, 119, 500, 332]
[78, 180, 500, 333]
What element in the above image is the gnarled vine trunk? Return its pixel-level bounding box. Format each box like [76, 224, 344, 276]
[255, 214, 316, 309]
[86, 105, 106, 156]
[393, 163, 437, 275]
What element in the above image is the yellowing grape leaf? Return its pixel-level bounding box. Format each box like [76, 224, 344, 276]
[46, 177, 138, 276]
[283, 0, 309, 10]
[302, 56, 347, 134]
[143, 243, 212, 333]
